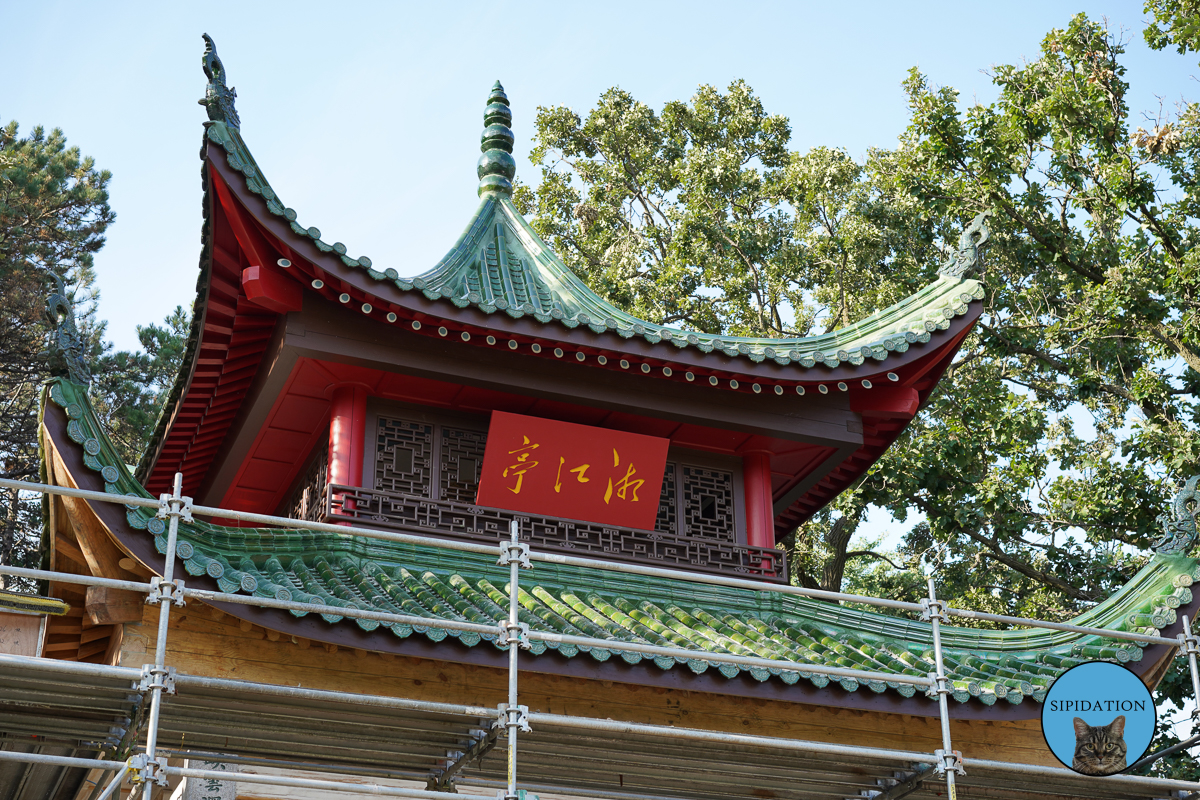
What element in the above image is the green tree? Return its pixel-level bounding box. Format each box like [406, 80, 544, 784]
[92, 306, 190, 465]
[0, 120, 189, 589]
[873, 12, 1200, 618]
[517, 13, 1200, 624]
[0, 121, 113, 586]
[1145, 0, 1200, 59]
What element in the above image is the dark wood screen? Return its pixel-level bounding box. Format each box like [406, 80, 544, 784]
[283, 440, 328, 522]
[655, 462, 677, 535]
[439, 426, 487, 503]
[375, 416, 434, 498]
[365, 409, 742, 543]
[681, 466, 736, 542]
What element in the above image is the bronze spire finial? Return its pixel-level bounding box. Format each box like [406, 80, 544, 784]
[199, 33, 240, 129]
[478, 81, 516, 196]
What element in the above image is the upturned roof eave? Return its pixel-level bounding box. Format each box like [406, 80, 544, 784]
[44, 374, 1200, 720]
[199, 118, 986, 380]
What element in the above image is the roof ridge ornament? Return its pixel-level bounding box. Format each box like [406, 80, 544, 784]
[199, 33, 240, 130]
[42, 271, 91, 386]
[939, 211, 991, 279]
[1153, 475, 1200, 555]
[478, 81, 516, 196]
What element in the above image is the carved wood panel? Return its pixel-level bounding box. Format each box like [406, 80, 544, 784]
[375, 417, 434, 498]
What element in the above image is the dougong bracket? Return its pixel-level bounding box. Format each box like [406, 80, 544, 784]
[199, 33, 240, 129]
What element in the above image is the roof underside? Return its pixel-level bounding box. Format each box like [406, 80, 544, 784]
[48, 376, 1197, 719]
[3, 654, 1194, 800]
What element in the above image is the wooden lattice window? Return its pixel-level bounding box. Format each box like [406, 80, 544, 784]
[654, 462, 677, 535]
[375, 416, 434, 498]
[282, 440, 328, 522]
[365, 406, 488, 502]
[440, 426, 487, 503]
[363, 403, 743, 542]
[681, 466, 736, 542]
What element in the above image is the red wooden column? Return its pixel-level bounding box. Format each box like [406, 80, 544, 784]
[742, 452, 775, 549]
[328, 385, 368, 490]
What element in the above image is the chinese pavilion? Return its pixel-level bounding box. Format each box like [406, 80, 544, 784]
[12, 34, 1200, 800]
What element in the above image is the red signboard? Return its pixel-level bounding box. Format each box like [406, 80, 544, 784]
[475, 411, 670, 530]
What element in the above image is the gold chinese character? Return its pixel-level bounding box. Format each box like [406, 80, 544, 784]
[604, 449, 644, 503]
[554, 457, 592, 492]
[502, 436, 540, 494]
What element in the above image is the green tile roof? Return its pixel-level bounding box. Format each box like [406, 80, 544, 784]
[199, 75, 987, 371]
[46, 376, 1196, 709]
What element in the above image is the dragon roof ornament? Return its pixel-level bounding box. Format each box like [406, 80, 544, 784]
[199, 33, 240, 130]
[939, 210, 991, 279]
[42, 272, 90, 386]
[1153, 475, 1200, 555]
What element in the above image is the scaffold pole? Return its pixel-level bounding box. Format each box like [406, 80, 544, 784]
[500, 519, 531, 800]
[925, 577, 961, 800]
[1182, 615, 1200, 736]
[138, 472, 187, 799]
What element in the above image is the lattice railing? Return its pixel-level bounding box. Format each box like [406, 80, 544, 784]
[324, 484, 787, 583]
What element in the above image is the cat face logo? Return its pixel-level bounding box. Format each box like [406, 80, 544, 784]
[1040, 661, 1154, 777]
[1071, 715, 1127, 776]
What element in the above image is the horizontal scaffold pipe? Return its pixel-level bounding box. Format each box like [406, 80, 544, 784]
[184, 587, 501, 638]
[172, 673, 500, 720]
[0, 651, 142, 682]
[0, 750, 124, 771]
[964, 756, 1200, 792]
[0, 564, 151, 594]
[0, 477, 499, 557]
[524, 712, 931, 764]
[943, 606, 1181, 644]
[525, 630, 934, 688]
[0, 477, 1183, 648]
[194, 585, 930, 689]
[165, 765, 494, 799]
[0, 650, 499, 721]
[458, 776, 724, 800]
[153, 748, 431, 783]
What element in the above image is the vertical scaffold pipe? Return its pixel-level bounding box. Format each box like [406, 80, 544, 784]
[506, 519, 521, 800]
[142, 472, 185, 799]
[927, 577, 958, 800]
[1183, 616, 1200, 732]
[94, 763, 130, 800]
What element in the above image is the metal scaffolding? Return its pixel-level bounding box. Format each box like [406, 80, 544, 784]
[1, 474, 1199, 800]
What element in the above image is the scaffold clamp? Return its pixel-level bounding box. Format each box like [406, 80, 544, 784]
[499, 620, 531, 649]
[920, 597, 946, 623]
[146, 576, 186, 606]
[1178, 630, 1200, 657]
[156, 491, 194, 523]
[934, 748, 965, 776]
[495, 702, 531, 733]
[138, 664, 177, 695]
[924, 671, 948, 699]
[128, 753, 169, 786]
[498, 540, 531, 569]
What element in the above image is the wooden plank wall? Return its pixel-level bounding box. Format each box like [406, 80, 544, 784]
[119, 603, 1059, 771]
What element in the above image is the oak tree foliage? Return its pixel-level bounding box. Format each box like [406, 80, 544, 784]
[515, 13, 1200, 626]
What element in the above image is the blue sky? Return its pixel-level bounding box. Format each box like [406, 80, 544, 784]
[4, 1, 1195, 353]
